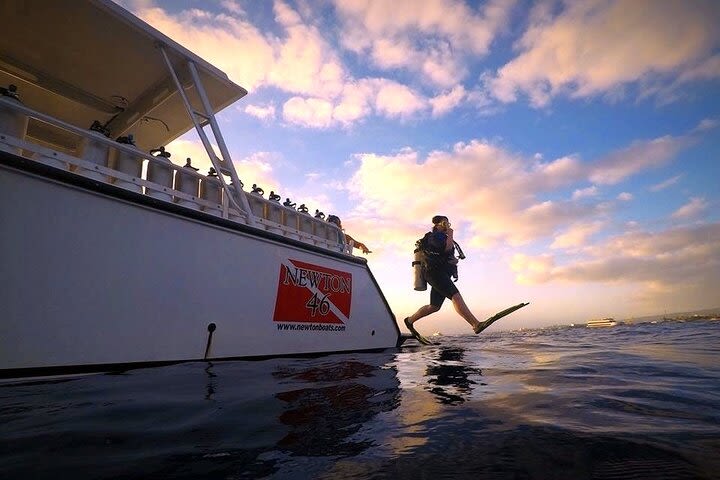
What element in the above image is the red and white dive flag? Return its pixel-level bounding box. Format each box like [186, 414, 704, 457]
[273, 259, 352, 324]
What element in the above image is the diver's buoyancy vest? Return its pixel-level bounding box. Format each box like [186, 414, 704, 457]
[412, 231, 462, 289]
[419, 231, 452, 266]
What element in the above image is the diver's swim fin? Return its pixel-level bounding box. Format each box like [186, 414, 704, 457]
[474, 302, 530, 334]
[404, 317, 433, 345]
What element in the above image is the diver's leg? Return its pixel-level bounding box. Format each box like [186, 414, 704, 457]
[407, 304, 440, 324]
[450, 293, 483, 332]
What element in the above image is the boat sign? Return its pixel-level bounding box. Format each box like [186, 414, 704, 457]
[273, 260, 352, 325]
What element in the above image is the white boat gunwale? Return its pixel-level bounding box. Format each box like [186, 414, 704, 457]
[0, 149, 372, 267]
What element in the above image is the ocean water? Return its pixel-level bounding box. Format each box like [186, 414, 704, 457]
[1, 321, 719, 480]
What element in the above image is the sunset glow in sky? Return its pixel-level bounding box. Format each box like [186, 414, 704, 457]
[119, 0, 720, 334]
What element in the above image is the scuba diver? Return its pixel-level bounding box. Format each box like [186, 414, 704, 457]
[405, 215, 496, 339]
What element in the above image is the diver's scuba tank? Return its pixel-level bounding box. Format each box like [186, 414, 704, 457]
[413, 241, 427, 291]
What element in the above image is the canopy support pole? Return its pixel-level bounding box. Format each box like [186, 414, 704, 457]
[158, 44, 255, 225]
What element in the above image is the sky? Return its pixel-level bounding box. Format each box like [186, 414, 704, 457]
[119, 0, 720, 334]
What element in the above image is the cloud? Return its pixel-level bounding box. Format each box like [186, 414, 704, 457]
[267, 1, 347, 99]
[343, 119, 708, 250]
[430, 86, 467, 117]
[550, 221, 604, 250]
[671, 197, 709, 220]
[373, 80, 427, 118]
[334, 0, 516, 87]
[346, 140, 608, 249]
[572, 185, 598, 200]
[510, 253, 554, 284]
[511, 222, 720, 310]
[138, 0, 345, 98]
[694, 117, 720, 132]
[279, 78, 426, 127]
[129, 0, 433, 128]
[649, 174, 683, 192]
[333, 81, 375, 124]
[132, 5, 275, 92]
[244, 103, 276, 121]
[282, 97, 334, 128]
[220, 0, 245, 15]
[529, 155, 584, 191]
[589, 135, 691, 185]
[487, 0, 720, 107]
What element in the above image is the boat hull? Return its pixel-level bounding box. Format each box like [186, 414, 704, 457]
[0, 155, 400, 377]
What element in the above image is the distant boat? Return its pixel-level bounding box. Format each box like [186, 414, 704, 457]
[586, 318, 617, 328]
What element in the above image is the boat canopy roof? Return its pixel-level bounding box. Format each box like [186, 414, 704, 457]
[0, 0, 247, 152]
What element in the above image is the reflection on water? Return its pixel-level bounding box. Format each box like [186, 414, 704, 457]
[204, 363, 217, 401]
[424, 346, 482, 405]
[1, 321, 719, 479]
[272, 360, 400, 457]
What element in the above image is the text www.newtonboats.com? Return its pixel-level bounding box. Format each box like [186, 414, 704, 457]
[277, 323, 346, 332]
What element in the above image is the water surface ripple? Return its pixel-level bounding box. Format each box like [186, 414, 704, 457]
[1, 321, 719, 479]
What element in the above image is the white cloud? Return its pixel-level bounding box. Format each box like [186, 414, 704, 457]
[281, 79, 427, 127]
[488, 0, 720, 107]
[671, 197, 709, 220]
[268, 1, 347, 99]
[220, 0, 245, 15]
[649, 174, 683, 192]
[128, 1, 378, 128]
[511, 223, 720, 311]
[551, 222, 604, 250]
[694, 117, 720, 132]
[430, 86, 467, 117]
[282, 97, 334, 128]
[342, 120, 709, 252]
[133, 6, 275, 92]
[572, 185, 598, 200]
[333, 81, 374, 124]
[373, 81, 427, 118]
[347, 140, 606, 248]
[244, 103, 276, 121]
[529, 155, 584, 191]
[589, 135, 691, 185]
[334, 0, 515, 87]
[510, 253, 554, 285]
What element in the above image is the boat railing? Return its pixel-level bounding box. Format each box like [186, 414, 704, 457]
[0, 96, 347, 252]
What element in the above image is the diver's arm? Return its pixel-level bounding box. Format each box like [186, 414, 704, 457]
[445, 227, 454, 252]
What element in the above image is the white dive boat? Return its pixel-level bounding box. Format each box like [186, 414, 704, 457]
[0, 0, 400, 378]
[586, 318, 618, 328]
